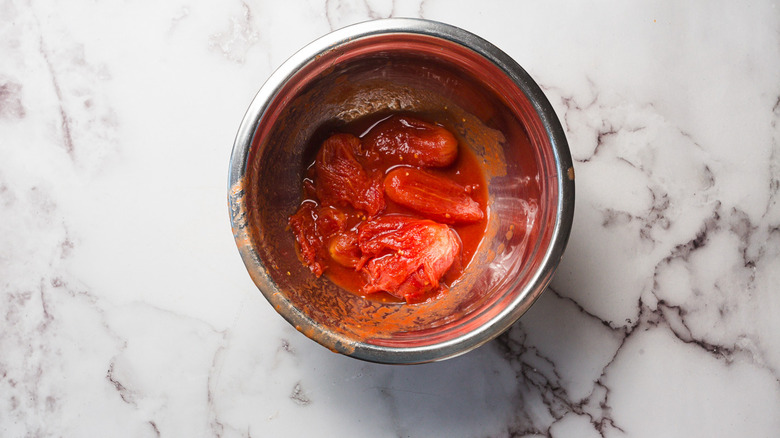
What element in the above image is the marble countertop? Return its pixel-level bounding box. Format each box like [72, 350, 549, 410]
[2, 0, 779, 436]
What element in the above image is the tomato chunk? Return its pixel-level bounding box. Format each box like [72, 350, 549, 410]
[288, 202, 347, 276]
[384, 167, 483, 224]
[357, 215, 461, 303]
[328, 228, 361, 268]
[315, 133, 385, 217]
[363, 115, 458, 168]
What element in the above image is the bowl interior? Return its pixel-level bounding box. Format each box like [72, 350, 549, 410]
[230, 26, 568, 362]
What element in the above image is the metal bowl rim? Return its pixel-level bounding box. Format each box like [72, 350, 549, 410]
[228, 17, 575, 364]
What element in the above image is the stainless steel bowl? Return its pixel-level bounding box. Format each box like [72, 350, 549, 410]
[228, 18, 574, 364]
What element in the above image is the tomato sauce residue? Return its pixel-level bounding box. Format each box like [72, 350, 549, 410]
[288, 113, 488, 304]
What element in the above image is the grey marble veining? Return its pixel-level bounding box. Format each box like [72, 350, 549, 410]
[1, 0, 779, 437]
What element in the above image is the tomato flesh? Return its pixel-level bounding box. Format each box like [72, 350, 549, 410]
[384, 167, 484, 224]
[328, 228, 361, 269]
[363, 115, 458, 168]
[315, 133, 385, 217]
[357, 216, 461, 303]
[288, 202, 347, 276]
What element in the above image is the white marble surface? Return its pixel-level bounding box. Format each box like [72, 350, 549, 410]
[1, 0, 779, 436]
